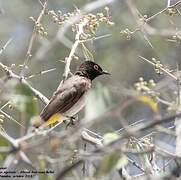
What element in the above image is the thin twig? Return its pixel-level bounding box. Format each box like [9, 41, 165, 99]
[0, 129, 19, 148]
[0, 38, 12, 55]
[55, 111, 181, 179]
[35, 0, 114, 63]
[20, 0, 48, 77]
[139, 55, 178, 80]
[83, 128, 102, 139]
[81, 131, 103, 147]
[124, 0, 181, 39]
[128, 157, 145, 172]
[55, 160, 84, 180]
[0, 146, 12, 153]
[0, 101, 10, 110]
[0, 62, 49, 105]
[0, 109, 25, 128]
[79, 33, 112, 43]
[25, 68, 56, 79]
[63, 19, 89, 81]
[16, 120, 64, 143]
[123, 0, 154, 48]
[146, 0, 181, 22]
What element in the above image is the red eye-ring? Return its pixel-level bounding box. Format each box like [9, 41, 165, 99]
[94, 64, 99, 70]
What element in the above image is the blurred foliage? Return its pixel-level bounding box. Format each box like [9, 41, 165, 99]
[85, 83, 111, 120]
[0, 137, 9, 161]
[137, 96, 158, 112]
[95, 150, 126, 177]
[11, 84, 38, 116]
[103, 132, 119, 145]
[0, 0, 181, 179]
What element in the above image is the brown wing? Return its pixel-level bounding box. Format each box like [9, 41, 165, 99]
[40, 76, 90, 121]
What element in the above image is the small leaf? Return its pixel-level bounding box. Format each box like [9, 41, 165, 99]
[103, 132, 119, 145]
[14, 83, 34, 96]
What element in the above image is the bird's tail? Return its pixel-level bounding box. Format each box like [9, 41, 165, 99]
[31, 113, 61, 128]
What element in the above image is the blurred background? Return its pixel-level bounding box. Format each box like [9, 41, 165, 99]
[0, 0, 180, 132]
[0, 0, 181, 179]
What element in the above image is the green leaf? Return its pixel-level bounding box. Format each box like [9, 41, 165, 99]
[11, 84, 38, 116]
[103, 132, 119, 145]
[0, 137, 9, 161]
[116, 154, 128, 170]
[95, 150, 121, 177]
[14, 83, 34, 96]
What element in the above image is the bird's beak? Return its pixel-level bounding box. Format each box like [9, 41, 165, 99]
[101, 70, 111, 75]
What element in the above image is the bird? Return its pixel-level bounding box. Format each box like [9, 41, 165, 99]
[31, 61, 110, 128]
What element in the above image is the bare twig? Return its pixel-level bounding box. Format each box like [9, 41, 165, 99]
[34, 0, 114, 62]
[0, 109, 25, 128]
[124, 0, 181, 39]
[0, 62, 49, 105]
[63, 19, 89, 80]
[61, 1, 114, 81]
[55, 111, 181, 179]
[55, 160, 84, 180]
[146, 0, 181, 22]
[128, 157, 145, 172]
[16, 119, 64, 143]
[79, 33, 112, 43]
[81, 131, 103, 147]
[0, 101, 10, 110]
[57, 0, 114, 41]
[0, 146, 12, 153]
[0, 38, 12, 55]
[0, 129, 19, 148]
[25, 67, 56, 79]
[139, 55, 178, 80]
[20, 0, 48, 77]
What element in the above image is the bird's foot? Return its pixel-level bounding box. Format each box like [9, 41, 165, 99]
[65, 115, 78, 129]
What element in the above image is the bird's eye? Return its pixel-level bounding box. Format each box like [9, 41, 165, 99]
[93, 65, 99, 70]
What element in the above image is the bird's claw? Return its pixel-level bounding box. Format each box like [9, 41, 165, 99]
[65, 115, 78, 129]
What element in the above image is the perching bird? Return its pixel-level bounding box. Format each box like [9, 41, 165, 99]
[32, 61, 110, 128]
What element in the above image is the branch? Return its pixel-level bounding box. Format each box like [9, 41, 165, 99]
[0, 62, 49, 105]
[61, 0, 115, 81]
[63, 19, 89, 80]
[33, 0, 114, 62]
[20, 0, 48, 77]
[81, 130, 103, 147]
[25, 67, 56, 79]
[0, 109, 25, 128]
[55, 111, 181, 179]
[55, 160, 84, 180]
[123, 0, 181, 39]
[0, 130, 18, 148]
[139, 55, 178, 80]
[57, 0, 114, 41]
[0, 38, 12, 55]
[146, 0, 181, 22]
[16, 120, 64, 143]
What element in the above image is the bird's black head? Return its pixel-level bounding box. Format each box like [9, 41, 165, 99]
[75, 61, 110, 80]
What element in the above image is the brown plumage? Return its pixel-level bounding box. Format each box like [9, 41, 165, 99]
[36, 61, 110, 127]
[40, 75, 91, 121]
